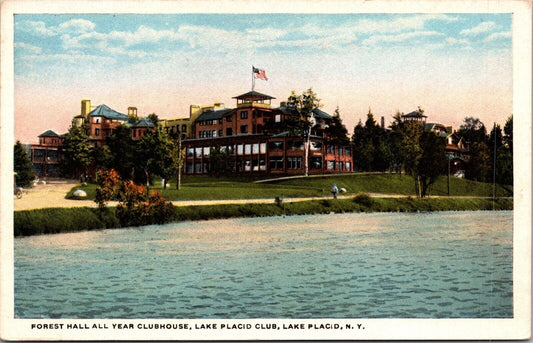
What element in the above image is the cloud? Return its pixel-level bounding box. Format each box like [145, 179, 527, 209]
[362, 31, 445, 46]
[460, 21, 497, 36]
[57, 19, 96, 34]
[16, 20, 56, 37]
[19, 52, 116, 66]
[485, 31, 511, 42]
[14, 42, 42, 54]
[444, 37, 470, 46]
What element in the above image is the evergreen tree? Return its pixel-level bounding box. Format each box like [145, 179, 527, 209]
[325, 106, 350, 145]
[503, 115, 513, 154]
[388, 111, 405, 173]
[14, 140, 35, 187]
[351, 120, 369, 171]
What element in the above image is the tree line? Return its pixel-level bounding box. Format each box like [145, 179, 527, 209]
[350, 110, 513, 196]
[59, 116, 183, 189]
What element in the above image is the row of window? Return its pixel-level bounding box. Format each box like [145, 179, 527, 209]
[186, 143, 268, 158]
[184, 157, 352, 173]
[165, 125, 187, 134]
[198, 124, 267, 137]
[269, 141, 323, 151]
[186, 142, 352, 158]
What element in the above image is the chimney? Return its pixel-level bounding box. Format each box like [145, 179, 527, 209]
[280, 101, 287, 107]
[81, 99, 91, 117]
[381, 116, 385, 129]
[128, 107, 138, 117]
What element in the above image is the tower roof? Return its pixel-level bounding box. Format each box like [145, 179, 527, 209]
[38, 130, 60, 137]
[233, 91, 275, 101]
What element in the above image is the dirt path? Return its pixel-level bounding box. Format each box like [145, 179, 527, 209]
[13, 179, 459, 212]
[13, 180, 378, 211]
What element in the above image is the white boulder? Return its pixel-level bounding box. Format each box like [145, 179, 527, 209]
[72, 189, 87, 198]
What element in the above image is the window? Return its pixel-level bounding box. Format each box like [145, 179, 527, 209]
[187, 148, 194, 157]
[288, 141, 304, 150]
[252, 143, 259, 154]
[226, 115, 232, 122]
[345, 147, 351, 156]
[240, 125, 248, 134]
[203, 147, 210, 157]
[95, 128, 100, 136]
[346, 162, 352, 171]
[269, 156, 283, 169]
[311, 157, 322, 169]
[338, 161, 344, 171]
[237, 144, 244, 155]
[195, 147, 202, 157]
[311, 141, 323, 150]
[337, 146, 343, 155]
[182, 125, 187, 133]
[226, 128, 233, 136]
[287, 157, 302, 169]
[219, 130, 223, 137]
[240, 111, 248, 119]
[328, 161, 335, 170]
[260, 143, 267, 154]
[275, 114, 281, 123]
[328, 145, 335, 154]
[245, 144, 252, 155]
[269, 141, 283, 150]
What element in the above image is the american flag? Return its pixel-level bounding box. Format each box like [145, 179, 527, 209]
[253, 66, 268, 81]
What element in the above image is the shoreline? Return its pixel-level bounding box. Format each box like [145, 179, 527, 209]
[14, 196, 513, 237]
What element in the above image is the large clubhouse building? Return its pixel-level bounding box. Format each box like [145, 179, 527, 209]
[25, 91, 354, 177]
[24, 91, 468, 178]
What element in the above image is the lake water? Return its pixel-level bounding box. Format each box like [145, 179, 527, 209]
[14, 211, 513, 319]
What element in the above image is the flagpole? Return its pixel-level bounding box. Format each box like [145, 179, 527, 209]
[252, 66, 255, 92]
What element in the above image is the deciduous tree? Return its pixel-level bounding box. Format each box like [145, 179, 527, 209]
[60, 125, 93, 178]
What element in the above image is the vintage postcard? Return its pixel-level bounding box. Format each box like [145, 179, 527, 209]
[1, 0, 531, 340]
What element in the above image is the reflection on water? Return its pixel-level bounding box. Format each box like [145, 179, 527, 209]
[15, 211, 513, 318]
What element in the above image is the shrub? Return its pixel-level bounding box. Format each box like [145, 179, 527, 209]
[353, 192, 373, 207]
[116, 190, 176, 227]
[95, 168, 120, 208]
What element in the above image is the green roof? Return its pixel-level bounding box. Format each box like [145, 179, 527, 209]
[38, 130, 60, 137]
[126, 118, 156, 128]
[88, 104, 128, 120]
[277, 106, 332, 120]
[196, 108, 233, 122]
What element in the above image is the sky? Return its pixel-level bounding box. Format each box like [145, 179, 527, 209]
[13, 12, 512, 143]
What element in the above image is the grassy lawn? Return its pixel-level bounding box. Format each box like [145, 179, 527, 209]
[68, 173, 512, 201]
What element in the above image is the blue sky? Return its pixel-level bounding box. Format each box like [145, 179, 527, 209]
[14, 13, 512, 142]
